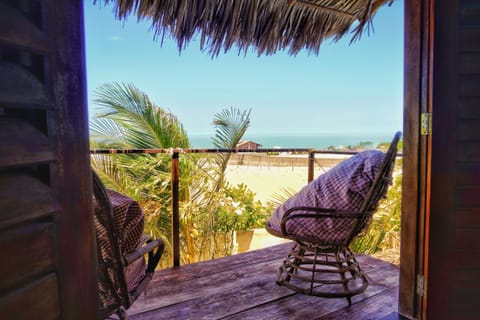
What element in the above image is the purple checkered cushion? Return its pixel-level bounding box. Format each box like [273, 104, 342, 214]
[106, 189, 145, 255]
[268, 150, 385, 242]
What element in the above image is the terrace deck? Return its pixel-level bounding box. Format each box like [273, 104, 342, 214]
[127, 242, 400, 320]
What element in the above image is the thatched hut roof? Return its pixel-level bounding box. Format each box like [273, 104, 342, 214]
[99, 0, 393, 56]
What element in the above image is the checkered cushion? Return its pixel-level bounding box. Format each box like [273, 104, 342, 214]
[268, 150, 385, 242]
[104, 190, 146, 293]
[106, 189, 145, 255]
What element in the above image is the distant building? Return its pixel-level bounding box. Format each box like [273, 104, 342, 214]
[236, 140, 263, 150]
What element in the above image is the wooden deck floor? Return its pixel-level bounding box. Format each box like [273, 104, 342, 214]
[128, 242, 400, 320]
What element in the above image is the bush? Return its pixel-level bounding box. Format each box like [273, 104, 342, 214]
[351, 162, 402, 260]
[216, 183, 273, 231]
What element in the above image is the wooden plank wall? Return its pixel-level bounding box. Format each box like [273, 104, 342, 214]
[452, 0, 480, 317]
[428, 0, 480, 319]
[0, 1, 98, 319]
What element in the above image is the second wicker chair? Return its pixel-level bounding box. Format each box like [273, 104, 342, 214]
[266, 132, 401, 305]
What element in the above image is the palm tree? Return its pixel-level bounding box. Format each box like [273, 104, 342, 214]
[188, 107, 251, 261]
[90, 82, 189, 149]
[211, 107, 251, 192]
[90, 81, 190, 208]
[89, 82, 253, 264]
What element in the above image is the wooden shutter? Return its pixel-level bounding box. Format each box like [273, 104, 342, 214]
[0, 1, 98, 319]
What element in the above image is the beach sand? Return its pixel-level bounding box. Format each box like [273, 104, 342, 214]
[224, 159, 342, 254]
[225, 154, 347, 204]
[225, 165, 310, 203]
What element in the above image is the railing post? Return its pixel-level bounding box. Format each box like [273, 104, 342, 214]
[308, 150, 315, 182]
[171, 151, 180, 267]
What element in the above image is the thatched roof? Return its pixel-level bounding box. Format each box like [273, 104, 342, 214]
[99, 0, 393, 56]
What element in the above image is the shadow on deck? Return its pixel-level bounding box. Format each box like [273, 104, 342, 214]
[127, 242, 399, 320]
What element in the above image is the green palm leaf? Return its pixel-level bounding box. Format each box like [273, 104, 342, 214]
[212, 107, 251, 149]
[210, 107, 251, 192]
[92, 82, 190, 149]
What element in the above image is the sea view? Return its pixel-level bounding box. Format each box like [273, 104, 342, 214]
[189, 132, 396, 150]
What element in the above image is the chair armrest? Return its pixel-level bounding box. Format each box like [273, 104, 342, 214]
[280, 206, 369, 237]
[124, 237, 164, 266]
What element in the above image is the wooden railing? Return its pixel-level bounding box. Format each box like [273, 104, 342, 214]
[90, 147, 362, 266]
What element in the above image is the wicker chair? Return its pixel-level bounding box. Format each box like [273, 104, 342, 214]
[92, 169, 164, 319]
[266, 132, 401, 305]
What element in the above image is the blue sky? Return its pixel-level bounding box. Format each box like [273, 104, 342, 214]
[83, 0, 403, 136]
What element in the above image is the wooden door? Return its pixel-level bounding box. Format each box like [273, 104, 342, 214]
[0, 1, 98, 319]
[426, 0, 480, 319]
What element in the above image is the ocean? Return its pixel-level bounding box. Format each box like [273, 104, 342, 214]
[188, 132, 397, 150]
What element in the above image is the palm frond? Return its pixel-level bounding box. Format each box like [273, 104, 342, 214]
[90, 117, 128, 148]
[90, 154, 135, 196]
[93, 82, 190, 149]
[210, 107, 251, 193]
[269, 187, 298, 206]
[212, 107, 251, 149]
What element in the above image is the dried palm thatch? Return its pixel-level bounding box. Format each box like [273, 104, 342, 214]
[98, 0, 394, 56]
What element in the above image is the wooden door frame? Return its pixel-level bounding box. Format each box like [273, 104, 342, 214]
[64, 0, 431, 318]
[51, 1, 99, 318]
[400, 0, 432, 318]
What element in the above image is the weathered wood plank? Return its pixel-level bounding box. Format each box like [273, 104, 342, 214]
[137, 243, 391, 303]
[130, 260, 293, 320]
[454, 208, 480, 228]
[222, 267, 398, 320]
[376, 312, 403, 320]
[457, 119, 480, 140]
[0, 118, 54, 167]
[453, 269, 480, 291]
[0, 174, 59, 229]
[401, 1, 424, 318]
[313, 287, 398, 320]
[459, 74, 480, 97]
[458, 97, 480, 119]
[455, 163, 480, 186]
[221, 263, 398, 320]
[460, 1, 480, 27]
[0, 273, 60, 320]
[0, 3, 48, 53]
[452, 250, 480, 268]
[129, 243, 399, 320]
[0, 62, 50, 108]
[129, 254, 292, 315]
[460, 53, 480, 74]
[133, 264, 397, 320]
[454, 186, 480, 208]
[149, 242, 294, 284]
[460, 27, 480, 51]
[127, 243, 294, 316]
[0, 222, 55, 294]
[457, 141, 480, 162]
[448, 291, 480, 320]
[45, 1, 100, 317]
[454, 227, 480, 249]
